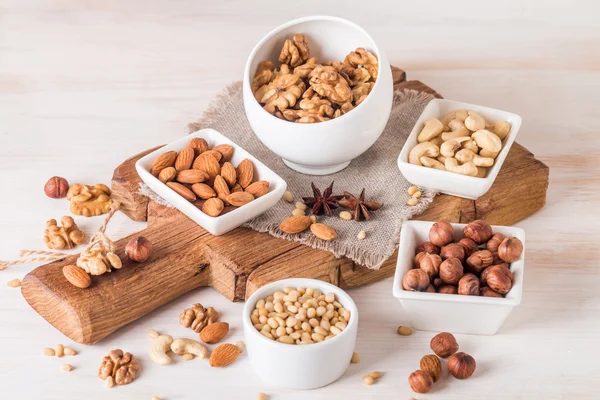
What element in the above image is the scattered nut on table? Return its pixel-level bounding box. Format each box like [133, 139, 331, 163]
[98, 349, 140, 386]
[44, 216, 85, 250]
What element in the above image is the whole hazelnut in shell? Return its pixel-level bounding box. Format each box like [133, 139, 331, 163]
[481, 263, 511, 286]
[438, 285, 458, 294]
[463, 219, 493, 244]
[485, 232, 506, 253]
[498, 237, 523, 262]
[402, 269, 430, 292]
[418, 253, 442, 279]
[408, 370, 433, 393]
[440, 243, 466, 263]
[458, 237, 479, 258]
[428, 221, 455, 247]
[125, 236, 153, 263]
[458, 273, 480, 296]
[44, 176, 70, 199]
[439, 258, 463, 285]
[430, 332, 459, 358]
[447, 352, 476, 379]
[415, 241, 440, 255]
[425, 284, 435, 293]
[466, 250, 494, 274]
[486, 267, 513, 294]
[432, 277, 443, 288]
[480, 286, 503, 297]
[420, 354, 442, 382]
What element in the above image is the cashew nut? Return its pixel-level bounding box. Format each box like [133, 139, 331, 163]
[473, 155, 494, 167]
[441, 110, 468, 126]
[465, 111, 486, 131]
[480, 148, 499, 159]
[442, 126, 470, 142]
[409, 142, 439, 166]
[149, 334, 173, 365]
[171, 338, 208, 359]
[472, 130, 502, 152]
[444, 158, 478, 176]
[455, 148, 476, 164]
[420, 156, 445, 170]
[417, 118, 444, 143]
[429, 136, 444, 147]
[437, 155, 447, 163]
[448, 119, 464, 131]
[462, 139, 479, 153]
[476, 167, 487, 178]
[440, 136, 470, 157]
[491, 121, 511, 140]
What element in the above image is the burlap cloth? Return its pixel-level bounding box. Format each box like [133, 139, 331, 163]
[143, 82, 437, 269]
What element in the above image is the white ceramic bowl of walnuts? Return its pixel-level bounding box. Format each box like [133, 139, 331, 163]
[243, 15, 393, 175]
[242, 278, 358, 389]
[393, 220, 525, 335]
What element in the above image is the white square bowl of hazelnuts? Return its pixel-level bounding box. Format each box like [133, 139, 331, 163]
[392, 219, 525, 335]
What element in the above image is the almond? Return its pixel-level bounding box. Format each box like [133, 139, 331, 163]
[204, 150, 223, 163]
[175, 148, 195, 171]
[226, 192, 254, 207]
[62, 264, 91, 289]
[213, 175, 230, 197]
[221, 162, 237, 187]
[245, 181, 270, 198]
[151, 151, 177, 176]
[209, 343, 240, 367]
[231, 183, 243, 193]
[280, 215, 312, 234]
[176, 169, 209, 184]
[200, 321, 229, 344]
[236, 158, 254, 188]
[188, 138, 209, 155]
[193, 153, 221, 180]
[192, 183, 216, 199]
[166, 182, 196, 201]
[213, 144, 234, 161]
[202, 197, 224, 217]
[310, 223, 337, 241]
[158, 167, 176, 183]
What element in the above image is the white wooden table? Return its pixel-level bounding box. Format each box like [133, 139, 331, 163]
[1, 1, 599, 399]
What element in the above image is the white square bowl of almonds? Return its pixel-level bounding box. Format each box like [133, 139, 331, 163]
[136, 129, 287, 236]
[242, 278, 358, 390]
[397, 99, 522, 199]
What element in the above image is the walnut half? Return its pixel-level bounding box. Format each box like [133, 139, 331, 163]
[180, 303, 219, 333]
[98, 349, 140, 386]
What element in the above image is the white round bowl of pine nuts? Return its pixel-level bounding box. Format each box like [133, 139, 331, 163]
[242, 278, 359, 389]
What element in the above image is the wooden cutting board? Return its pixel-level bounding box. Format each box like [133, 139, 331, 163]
[21, 67, 549, 344]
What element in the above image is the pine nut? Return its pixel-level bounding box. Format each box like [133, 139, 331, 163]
[236, 340, 245, 353]
[309, 215, 317, 224]
[152, 397, 161, 400]
[320, 319, 331, 331]
[397, 326, 413, 336]
[313, 289, 322, 298]
[60, 364, 73, 372]
[330, 326, 342, 335]
[64, 347, 77, 356]
[325, 293, 335, 303]
[251, 315, 259, 325]
[339, 211, 353, 220]
[362, 375, 375, 385]
[295, 202, 307, 211]
[335, 321, 347, 330]
[369, 371, 383, 379]
[357, 230, 367, 240]
[147, 329, 159, 338]
[182, 353, 195, 361]
[7, 279, 21, 288]
[351, 352, 360, 363]
[257, 393, 268, 400]
[316, 306, 326, 316]
[256, 299, 265, 309]
[276, 326, 286, 337]
[42, 347, 55, 356]
[292, 208, 305, 216]
[259, 315, 267, 324]
[408, 186, 419, 196]
[406, 197, 418, 206]
[265, 301, 274, 312]
[314, 326, 328, 336]
[283, 191, 294, 202]
[55, 344, 64, 358]
[261, 331, 274, 340]
[105, 376, 115, 388]
[306, 287, 314, 296]
[278, 335, 294, 344]
[311, 333, 325, 342]
[287, 305, 298, 313]
[412, 190, 422, 199]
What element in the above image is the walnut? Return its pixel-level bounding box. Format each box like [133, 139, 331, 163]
[299, 95, 334, 115]
[255, 74, 304, 114]
[282, 109, 331, 124]
[98, 349, 140, 386]
[251, 61, 275, 93]
[309, 65, 352, 104]
[344, 48, 379, 81]
[352, 82, 374, 105]
[76, 242, 122, 276]
[67, 183, 112, 217]
[278, 34, 310, 67]
[180, 303, 219, 333]
[43, 216, 86, 250]
[327, 61, 371, 87]
[294, 57, 318, 79]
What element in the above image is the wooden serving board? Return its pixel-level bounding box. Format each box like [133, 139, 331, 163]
[21, 68, 549, 344]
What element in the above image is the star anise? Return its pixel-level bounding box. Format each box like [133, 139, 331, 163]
[302, 181, 343, 216]
[337, 188, 383, 221]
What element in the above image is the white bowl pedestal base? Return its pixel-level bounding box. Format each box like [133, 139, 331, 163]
[282, 159, 351, 175]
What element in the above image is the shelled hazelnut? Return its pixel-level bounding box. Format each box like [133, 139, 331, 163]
[125, 236, 153, 263]
[498, 237, 523, 262]
[485, 232, 506, 253]
[440, 243, 466, 262]
[408, 370, 433, 393]
[44, 176, 70, 199]
[465, 250, 493, 274]
[415, 241, 440, 255]
[447, 352, 476, 379]
[458, 273, 480, 296]
[463, 219, 493, 244]
[416, 253, 442, 279]
[438, 285, 458, 294]
[428, 221, 455, 246]
[458, 237, 479, 257]
[430, 332, 459, 358]
[402, 269, 431, 292]
[439, 258, 464, 285]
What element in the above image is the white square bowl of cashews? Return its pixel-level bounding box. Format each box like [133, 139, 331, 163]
[397, 99, 522, 199]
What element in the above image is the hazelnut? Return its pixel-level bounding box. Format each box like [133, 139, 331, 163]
[425, 284, 435, 293]
[438, 285, 458, 294]
[439, 258, 463, 285]
[415, 241, 440, 255]
[498, 237, 523, 262]
[463, 219, 493, 244]
[419, 354, 442, 382]
[418, 253, 442, 279]
[465, 250, 493, 274]
[428, 221, 455, 247]
[402, 269, 430, 292]
[458, 273, 480, 296]
[44, 176, 70, 199]
[458, 237, 479, 257]
[480, 286, 503, 297]
[408, 370, 433, 393]
[430, 332, 459, 358]
[491, 252, 503, 265]
[486, 267, 513, 294]
[485, 232, 506, 253]
[432, 277, 443, 288]
[413, 252, 427, 268]
[480, 263, 511, 286]
[125, 236, 153, 263]
[440, 243, 466, 262]
[447, 352, 476, 379]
